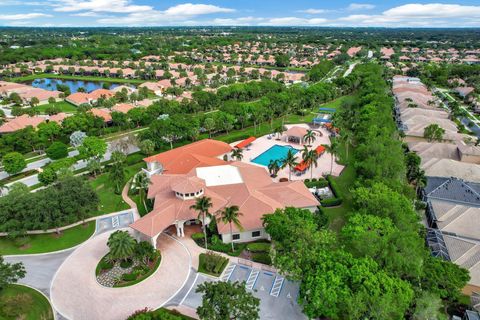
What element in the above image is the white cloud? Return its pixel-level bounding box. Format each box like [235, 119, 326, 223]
[297, 9, 327, 14]
[163, 3, 234, 16]
[212, 16, 264, 26]
[260, 17, 328, 26]
[347, 3, 375, 11]
[0, 12, 51, 20]
[71, 11, 104, 17]
[338, 3, 480, 27]
[97, 3, 235, 25]
[53, 0, 152, 13]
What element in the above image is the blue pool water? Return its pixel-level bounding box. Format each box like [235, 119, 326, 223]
[28, 78, 135, 93]
[251, 145, 299, 167]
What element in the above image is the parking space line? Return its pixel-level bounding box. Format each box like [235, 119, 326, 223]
[270, 275, 285, 297]
[112, 216, 119, 228]
[221, 263, 236, 282]
[245, 269, 259, 290]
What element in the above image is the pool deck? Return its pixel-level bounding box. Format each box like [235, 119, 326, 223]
[230, 123, 344, 181]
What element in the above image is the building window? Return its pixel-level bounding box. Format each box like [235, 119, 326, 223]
[232, 234, 240, 241]
[252, 231, 261, 238]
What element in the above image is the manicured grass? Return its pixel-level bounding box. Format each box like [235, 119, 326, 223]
[0, 220, 95, 255]
[89, 161, 146, 215]
[319, 95, 353, 110]
[0, 284, 53, 320]
[322, 136, 356, 233]
[35, 101, 77, 114]
[11, 73, 145, 85]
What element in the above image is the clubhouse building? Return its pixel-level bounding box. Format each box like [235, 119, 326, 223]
[130, 139, 319, 245]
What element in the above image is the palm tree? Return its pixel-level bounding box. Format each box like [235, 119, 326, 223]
[302, 146, 319, 180]
[267, 159, 280, 177]
[281, 149, 298, 181]
[323, 140, 338, 175]
[231, 148, 243, 161]
[107, 230, 136, 262]
[134, 241, 156, 266]
[132, 172, 151, 213]
[190, 196, 213, 250]
[273, 126, 284, 140]
[303, 130, 316, 146]
[340, 130, 353, 160]
[217, 206, 243, 252]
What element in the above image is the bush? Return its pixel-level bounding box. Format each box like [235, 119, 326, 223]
[326, 175, 342, 198]
[252, 253, 272, 265]
[199, 252, 228, 276]
[304, 179, 310, 183]
[192, 232, 204, 242]
[122, 272, 138, 281]
[246, 242, 271, 253]
[311, 178, 317, 182]
[46, 141, 69, 160]
[120, 259, 134, 269]
[100, 260, 113, 271]
[320, 197, 343, 207]
[305, 179, 329, 188]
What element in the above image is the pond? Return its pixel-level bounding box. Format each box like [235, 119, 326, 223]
[28, 78, 135, 94]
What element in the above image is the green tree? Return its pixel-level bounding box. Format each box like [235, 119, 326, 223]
[46, 141, 69, 160]
[30, 97, 40, 108]
[2, 152, 26, 175]
[204, 117, 215, 138]
[423, 124, 445, 142]
[301, 146, 318, 180]
[131, 172, 151, 213]
[303, 130, 316, 146]
[134, 241, 156, 266]
[78, 136, 107, 160]
[267, 159, 280, 177]
[107, 230, 136, 262]
[322, 140, 338, 175]
[190, 196, 213, 250]
[0, 255, 26, 291]
[217, 205, 243, 252]
[281, 149, 298, 181]
[109, 151, 126, 194]
[231, 148, 243, 161]
[196, 281, 260, 320]
[412, 291, 446, 320]
[139, 139, 155, 155]
[38, 167, 57, 186]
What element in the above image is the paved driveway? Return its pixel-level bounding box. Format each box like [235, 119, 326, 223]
[51, 231, 191, 320]
[4, 249, 74, 297]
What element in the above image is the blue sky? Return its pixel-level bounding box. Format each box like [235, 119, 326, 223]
[0, 1, 480, 27]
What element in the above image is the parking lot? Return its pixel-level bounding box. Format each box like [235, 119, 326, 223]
[181, 262, 306, 320]
[96, 210, 134, 234]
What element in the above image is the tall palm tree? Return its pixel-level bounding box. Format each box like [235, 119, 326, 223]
[273, 126, 284, 140]
[107, 230, 136, 262]
[281, 149, 298, 181]
[267, 159, 280, 177]
[190, 196, 213, 250]
[217, 206, 243, 252]
[340, 130, 353, 160]
[231, 148, 243, 161]
[132, 172, 151, 212]
[303, 130, 316, 146]
[302, 146, 319, 180]
[323, 141, 338, 175]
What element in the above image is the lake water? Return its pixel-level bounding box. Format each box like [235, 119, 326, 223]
[28, 78, 135, 94]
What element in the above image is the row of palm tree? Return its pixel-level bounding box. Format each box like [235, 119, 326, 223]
[190, 196, 243, 253]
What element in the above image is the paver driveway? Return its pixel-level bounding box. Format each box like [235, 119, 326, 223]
[51, 230, 191, 320]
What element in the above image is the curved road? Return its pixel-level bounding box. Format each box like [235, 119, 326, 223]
[51, 231, 191, 320]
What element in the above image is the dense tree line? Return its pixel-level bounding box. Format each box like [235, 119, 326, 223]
[263, 64, 469, 320]
[0, 176, 99, 233]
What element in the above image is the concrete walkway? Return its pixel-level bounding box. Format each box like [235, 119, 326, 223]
[50, 231, 191, 320]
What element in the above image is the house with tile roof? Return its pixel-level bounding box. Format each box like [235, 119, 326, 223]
[132, 139, 319, 245]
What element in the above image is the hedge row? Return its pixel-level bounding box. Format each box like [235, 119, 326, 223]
[320, 175, 343, 207]
[304, 179, 329, 188]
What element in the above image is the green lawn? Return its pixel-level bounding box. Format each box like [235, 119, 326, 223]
[35, 101, 77, 114]
[0, 284, 53, 320]
[322, 136, 356, 233]
[90, 161, 146, 216]
[0, 221, 95, 255]
[11, 73, 145, 85]
[319, 95, 353, 110]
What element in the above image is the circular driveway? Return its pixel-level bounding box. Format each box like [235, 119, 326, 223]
[51, 231, 191, 320]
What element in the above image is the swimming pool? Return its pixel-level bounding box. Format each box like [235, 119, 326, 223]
[251, 145, 299, 167]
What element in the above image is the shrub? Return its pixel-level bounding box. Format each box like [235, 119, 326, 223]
[191, 232, 204, 243]
[120, 259, 134, 269]
[304, 179, 310, 183]
[305, 179, 329, 188]
[122, 272, 138, 282]
[311, 178, 317, 182]
[326, 175, 342, 198]
[320, 197, 343, 207]
[252, 253, 272, 265]
[100, 260, 113, 271]
[46, 141, 69, 160]
[199, 252, 228, 276]
[246, 242, 271, 253]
